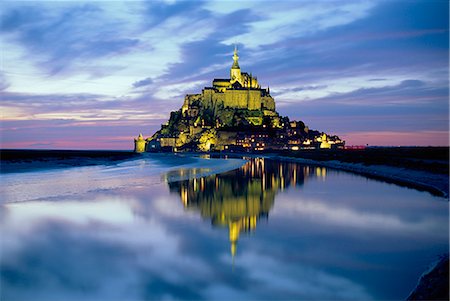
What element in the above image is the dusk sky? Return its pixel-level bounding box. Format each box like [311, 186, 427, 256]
[1, 0, 448, 149]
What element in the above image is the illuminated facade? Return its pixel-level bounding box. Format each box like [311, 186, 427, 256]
[182, 46, 275, 114]
[134, 133, 147, 153]
[141, 46, 344, 152]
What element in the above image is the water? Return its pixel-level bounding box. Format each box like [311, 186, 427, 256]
[1, 155, 448, 300]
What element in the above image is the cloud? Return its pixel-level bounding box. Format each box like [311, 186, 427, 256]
[132, 77, 153, 88]
[29, 142, 53, 147]
[276, 78, 446, 106]
[0, 72, 10, 91]
[341, 130, 450, 146]
[1, 1, 221, 98]
[0, 118, 165, 150]
[1, 3, 140, 75]
[141, 0, 208, 28]
[220, 1, 376, 49]
[0, 0, 448, 148]
[1, 91, 109, 107]
[153, 80, 208, 100]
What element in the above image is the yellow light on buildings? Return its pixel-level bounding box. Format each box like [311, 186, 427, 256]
[134, 133, 147, 153]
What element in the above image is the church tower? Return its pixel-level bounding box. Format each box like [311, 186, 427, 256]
[134, 133, 147, 153]
[230, 45, 242, 85]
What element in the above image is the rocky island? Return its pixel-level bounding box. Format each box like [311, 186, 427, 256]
[135, 47, 344, 153]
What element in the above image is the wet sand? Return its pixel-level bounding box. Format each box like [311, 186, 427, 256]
[1, 150, 141, 173]
[1, 150, 447, 299]
[3, 148, 448, 198]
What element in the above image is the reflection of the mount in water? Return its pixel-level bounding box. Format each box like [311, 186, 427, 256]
[168, 158, 327, 258]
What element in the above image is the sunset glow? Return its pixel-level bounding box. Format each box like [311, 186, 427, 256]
[1, 0, 448, 149]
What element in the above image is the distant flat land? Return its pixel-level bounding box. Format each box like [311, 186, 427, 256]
[279, 147, 449, 174]
[0, 149, 140, 173]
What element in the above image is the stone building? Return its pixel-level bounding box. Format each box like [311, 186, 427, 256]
[181, 46, 275, 117]
[138, 45, 344, 152]
[134, 133, 147, 153]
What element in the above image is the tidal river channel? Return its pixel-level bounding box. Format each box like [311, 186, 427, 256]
[1, 155, 448, 300]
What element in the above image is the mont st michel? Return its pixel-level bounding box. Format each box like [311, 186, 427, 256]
[134, 47, 344, 153]
[1, 1, 448, 300]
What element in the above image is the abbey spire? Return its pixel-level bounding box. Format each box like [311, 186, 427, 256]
[231, 45, 240, 69]
[230, 45, 242, 84]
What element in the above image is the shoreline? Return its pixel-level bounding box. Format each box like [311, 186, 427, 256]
[206, 149, 449, 199]
[0, 149, 142, 174]
[162, 156, 247, 183]
[407, 254, 449, 300]
[267, 155, 449, 199]
[204, 150, 449, 199]
[2, 149, 448, 199]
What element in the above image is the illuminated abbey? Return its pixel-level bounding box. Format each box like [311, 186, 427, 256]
[182, 46, 276, 114]
[136, 46, 344, 152]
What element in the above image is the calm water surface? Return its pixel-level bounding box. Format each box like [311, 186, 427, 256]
[1, 155, 448, 300]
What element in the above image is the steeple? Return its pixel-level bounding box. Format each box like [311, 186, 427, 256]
[230, 45, 242, 84]
[231, 45, 240, 69]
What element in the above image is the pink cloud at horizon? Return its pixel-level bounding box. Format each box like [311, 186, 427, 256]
[342, 130, 449, 147]
[0, 135, 140, 150]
